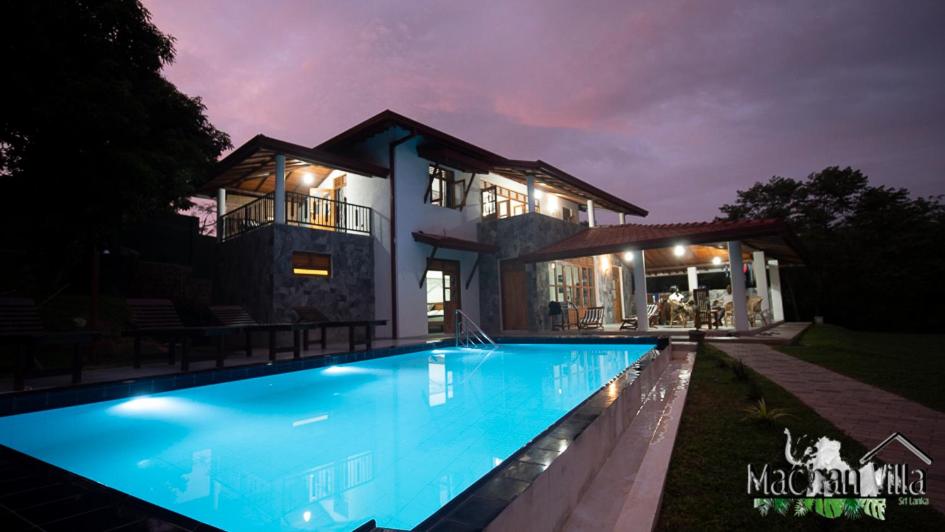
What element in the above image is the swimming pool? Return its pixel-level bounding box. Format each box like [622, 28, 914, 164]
[0, 342, 654, 531]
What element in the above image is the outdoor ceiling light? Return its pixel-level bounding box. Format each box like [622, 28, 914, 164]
[624, 251, 634, 262]
[673, 244, 686, 257]
[301, 172, 315, 186]
[600, 255, 610, 271]
[712, 256, 723, 266]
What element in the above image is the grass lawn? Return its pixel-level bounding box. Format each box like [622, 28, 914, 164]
[656, 344, 944, 531]
[779, 325, 945, 413]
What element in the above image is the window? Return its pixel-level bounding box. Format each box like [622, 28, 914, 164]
[292, 252, 330, 277]
[427, 165, 466, 209]
[480, 182, 538, 220]
[547, 259, 595, 309]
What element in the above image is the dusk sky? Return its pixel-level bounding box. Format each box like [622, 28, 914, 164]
[147, 0, 945, 223]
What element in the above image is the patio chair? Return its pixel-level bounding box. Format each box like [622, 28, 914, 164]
[692, 288, 712, 329]
[577, 306, 604, 330]
[619, 303, 659, 330]
[0, 298, 98, 391]
[210, 306, 305, 361]
[126, 299, 237, 371]
[747, 296, 768, 327]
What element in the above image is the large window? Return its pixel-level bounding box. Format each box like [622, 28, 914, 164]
[480, 182, 538, 219]
[427, 165, 466, 209]
[548, 258, 595, 309]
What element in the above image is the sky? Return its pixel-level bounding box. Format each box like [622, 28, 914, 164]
[146, 0, 945, 223]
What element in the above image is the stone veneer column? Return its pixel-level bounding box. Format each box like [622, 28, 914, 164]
[274, 153, 286, 224]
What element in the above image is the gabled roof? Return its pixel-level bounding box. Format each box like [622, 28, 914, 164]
[199, 134, 389, 194]
[316, 110, 648, 216]
[519, 218, 805, 264]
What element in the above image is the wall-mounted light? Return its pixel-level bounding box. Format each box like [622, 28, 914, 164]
[546, 194, 559, 211]
[624, 251, 634, 262]
[673, 244, 686, 257]
[600, 255, 610, 271]
[534, 189, 544, 199]
[712, 256, 722, 266]
[301, 172, 315, 186]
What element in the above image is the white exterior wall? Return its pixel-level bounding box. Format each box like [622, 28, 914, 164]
[392, 136, 483, 338]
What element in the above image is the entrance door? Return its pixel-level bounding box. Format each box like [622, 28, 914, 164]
[501, 260, 527, 330]
[427, 259, 461, 334]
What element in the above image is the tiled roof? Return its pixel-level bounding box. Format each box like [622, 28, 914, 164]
[520, 218, 794, 262]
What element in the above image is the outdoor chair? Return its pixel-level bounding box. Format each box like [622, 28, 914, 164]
[619, 303, 658, 330]
[0, 298, 98, 391]
[210, 305, 305, 361]
[126, 299, 238, 371]
[577, 306, 604, 330]
[692, 288, 712, 330]
[293, 307, 387, 352]
[747, 296, 769, 327]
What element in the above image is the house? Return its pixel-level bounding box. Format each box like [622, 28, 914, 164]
[199, 110, 803, 339]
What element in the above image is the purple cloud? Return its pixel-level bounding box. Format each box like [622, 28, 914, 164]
[146, 0, 945, 223]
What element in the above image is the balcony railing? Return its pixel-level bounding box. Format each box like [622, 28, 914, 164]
[219, 192, 372, 242]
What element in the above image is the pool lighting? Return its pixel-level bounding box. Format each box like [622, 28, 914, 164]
[673, 244, 685, 257]
[623, 251, 634, 262]
[303, 510, 312, 522]
[292, 415, 328, 427]
[712, 256, 723, 266]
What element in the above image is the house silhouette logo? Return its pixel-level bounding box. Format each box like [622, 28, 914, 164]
[859, 432, 933, 466]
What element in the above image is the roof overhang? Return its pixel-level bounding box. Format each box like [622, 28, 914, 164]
[412, 231, 498, 253]
[198, 134, 389, 195]
[492, 160, 648, 216]
[520, 218, 806, 265]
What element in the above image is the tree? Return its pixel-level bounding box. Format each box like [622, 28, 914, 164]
[0, 0, 230, 297]
[720, 167, 945, 331]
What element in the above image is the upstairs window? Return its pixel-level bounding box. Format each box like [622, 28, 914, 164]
[427, 165, 466, 209]
[292, 252, 331, 277]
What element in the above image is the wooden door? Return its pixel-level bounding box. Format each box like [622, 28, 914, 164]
[501, 260, 527, 330]
[429, 258, 461, 333]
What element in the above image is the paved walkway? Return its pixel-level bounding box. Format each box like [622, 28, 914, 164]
[713, 342, 945, 514]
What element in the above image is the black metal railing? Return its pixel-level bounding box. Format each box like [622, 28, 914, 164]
[219, 192, 372, 241]
[219, 194, 274, 241]
[285, 191, 372, 236]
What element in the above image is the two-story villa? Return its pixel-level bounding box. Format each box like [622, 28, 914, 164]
[199, 110, 802, 339]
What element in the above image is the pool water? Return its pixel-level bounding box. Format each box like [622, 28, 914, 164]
[0, 343, 652, 531]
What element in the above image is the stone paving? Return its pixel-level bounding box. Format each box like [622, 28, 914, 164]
[713, 342, 945, 514]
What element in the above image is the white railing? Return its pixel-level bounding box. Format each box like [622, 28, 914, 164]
[455, 309, 496, 348]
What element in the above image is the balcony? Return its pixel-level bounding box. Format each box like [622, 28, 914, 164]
[219, 191, 372, 242]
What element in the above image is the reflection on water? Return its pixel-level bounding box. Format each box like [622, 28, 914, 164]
[0, 343, 652, 531]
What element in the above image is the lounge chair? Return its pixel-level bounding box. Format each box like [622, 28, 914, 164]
[577, 306, 604, 330]
[294, 307, 387, 352]
[619, 303, 658, 330]
[210, 306, 306, 361]
[0, 298, 98, 390]
[126, 299, 237, 371]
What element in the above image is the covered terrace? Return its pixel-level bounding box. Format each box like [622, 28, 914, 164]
[198, 134, 389, 240]
[519, 218, 805, 333]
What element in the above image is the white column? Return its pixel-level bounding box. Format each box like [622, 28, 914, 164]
[216, 188, 227, 241]
[586, 199, 596, 227]
[752, 251, 770, 318]
[274, 153, 286, 224]
[526, 174, 536, 213]
[728, 241, 749, 331]
[632, 250, 648, 332]
[687, 266, 698, 293]
[768, 259, 785, 321]
[618, 213, 626, 225]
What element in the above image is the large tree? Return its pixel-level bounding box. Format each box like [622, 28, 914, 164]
[0, 0, 229, 295]
[720, 167, 945, 331]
